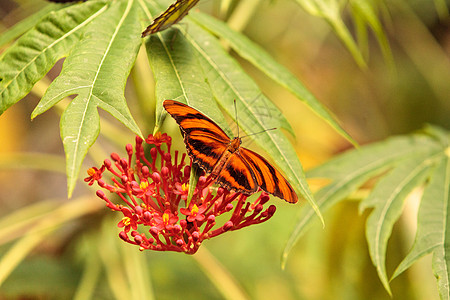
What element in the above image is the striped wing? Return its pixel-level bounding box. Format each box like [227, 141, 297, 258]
[238, 148, 298, 203]
[163, 100, 230, 173]
[142, 0, 200, 37]
[215, 152, 258, 195]
[163, 100, 298, 203]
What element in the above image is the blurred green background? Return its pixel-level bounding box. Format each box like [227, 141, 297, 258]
[0, 0, 448, 299]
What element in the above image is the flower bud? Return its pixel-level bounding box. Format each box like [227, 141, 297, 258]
[173, 224, 182, 232]
[134, 205, 143, 215]
[152, 172, 161, 183]
[96, 190, 106, 199]
[150, 147, 157, 160]
[120, 158, 128, 169]
[254, 204, 263, 213]
[223, 221, 233, 231]
[150, 227, 159, 235]
[216, 187, 225, 196]
[104, 159, 111, 168]
[126, 144, 133, 155]
[184, 165, 191, 178]
[259, 193, 270, 205]
[119, 231, 128, 241]
[111, 153, 120, 162]
[143, 211, 152, 222]
[134, 235, 143, 244]
[142, 166, 150, 177]
[161, 167, 169, 178]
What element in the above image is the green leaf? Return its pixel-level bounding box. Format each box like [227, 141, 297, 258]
[294, 0, 367, 68]
[0, 3, 61, 48]
[190, 11, 357, 147]
[182, 20, 293, 135]
[392, 155, 450, 299]
[181, 20, 317, 213]
[33, 0, 143, 197]
[188, 13, 294, 137]
[360, 154, 437, 295]
[142, 5, 315, 210]
[349, 0, 394, 68]
[0, 0, 108, 115]
[282, 133, 442, 267]
[142, 6, 228, 135]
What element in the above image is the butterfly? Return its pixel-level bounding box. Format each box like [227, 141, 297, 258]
[163, 100, 299, 204]
[142, 0, 200, 37]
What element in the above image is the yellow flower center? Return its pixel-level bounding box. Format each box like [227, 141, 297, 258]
[122, 217, 131, 226]
[140, 180, 149, 190]
[163, 212, 169, 224]
[182, 183, 189, 192]
[87, 168, 96, 176]
[154, 131, 161, 139]
[191, 204, 199, 215]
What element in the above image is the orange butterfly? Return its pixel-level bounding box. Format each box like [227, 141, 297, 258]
[163, 100, 298, 204]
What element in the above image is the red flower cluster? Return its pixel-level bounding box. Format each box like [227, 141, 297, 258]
[85, 133, 276, 254]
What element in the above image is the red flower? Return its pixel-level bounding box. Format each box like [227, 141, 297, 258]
[180, 203, 207, 222]
[84, 166, 105, 185]
[85, 133, 277, 254]
[152, 209, 179, 231]
[173, 182, 190, 200]
[118, 207, 139, 233]
[145, 131, 171, 147]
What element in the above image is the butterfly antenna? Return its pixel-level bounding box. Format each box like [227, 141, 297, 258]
[240, 127, 277, 139]
[234, 99, 240, 138]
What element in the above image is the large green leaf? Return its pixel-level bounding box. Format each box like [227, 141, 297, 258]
[32, 0, 143, 197]
[349, 0, 394, 67]
[182, 20, 317, 213]
[0, 0, 108, 115]
[141, 1, 228, 136]
[187, 14, 295, 137]
[282, 132, 443, 269]
[293, 0, 394, 68]
[294, 0, 367, 68]
[141, 3, 317, 213]
[393, 140, 450, 299]
[0, 3, 61, 48]
[360, 154, 437, 295]
[190, 11, 356, 147]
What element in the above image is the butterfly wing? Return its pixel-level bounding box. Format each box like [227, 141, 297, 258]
[164, 100, 298, 203]
[163, 100, 230, 173]
[239, 148, 298, 203]
[142, 0, 200, 37]
[215, 151, 258, 195]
